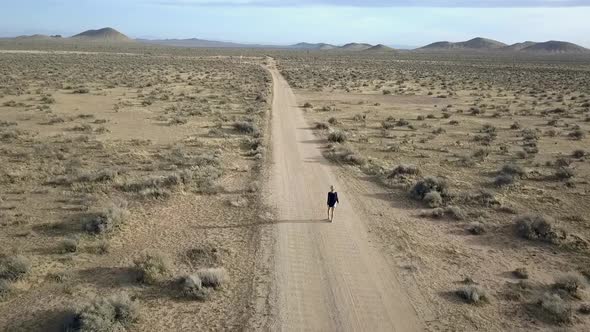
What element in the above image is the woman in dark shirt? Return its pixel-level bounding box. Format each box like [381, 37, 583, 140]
[327, 185, 339, 222]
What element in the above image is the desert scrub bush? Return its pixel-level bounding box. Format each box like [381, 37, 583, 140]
[315, 122, 329, 130]
[467, 222, 486, 235]
[84, 203, 128, 234]
[328, 130, 347, 143]
[513, 267, 529, 279]
[456, 285, 489, 304]
[133, 251, 171, 284]
[515, 214, 562, 243]
[59, 238, 79, 253]
[410, 176, 449, 203]
[494, 174, 516, 187]
[424, 191, 442, 208]
[325, 145, 366, 166]
[77, 169, 118, 183]
[232, 121, 258, 134]
[328, 117, 339, 125]
[572, 149, 586, 158]
[303, 102, 313, 108]
[553, 273, 586, 296]
[568, 128, 586, 140]
[388, 164, 420, 178]
[381, 120, 395, 129]
[0, 255, 31, 281]
[536, 292, 572, 324]
[197, 267, 228, 289]
[495, 164, 526, 186]
[555, 166, 574, 180]
[73, 87, 90, 94]
[180, 274, 209, 301]
[66, 293, 140, 331]
[579, 303, 590, 315]
[420, 206, 465, 220]
[0, 279, 14, 298]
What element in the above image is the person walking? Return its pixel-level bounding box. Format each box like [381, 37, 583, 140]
[327, 185, 339, 222]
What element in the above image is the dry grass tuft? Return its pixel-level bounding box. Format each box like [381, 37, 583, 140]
[196, 267, 228, 289]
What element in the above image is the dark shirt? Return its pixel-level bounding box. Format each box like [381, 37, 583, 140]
[327, 192, 339, 207]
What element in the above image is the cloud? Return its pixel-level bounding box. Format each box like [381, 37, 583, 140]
[152, 0, 590, 7]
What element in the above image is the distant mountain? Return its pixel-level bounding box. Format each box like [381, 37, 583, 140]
[290, 42, 337, 50]
[503, 41, 537, 52]
[420, 37, 506, 50]
[14, 34, 52, 40]
[363, 44, 394, 53]
[71, 27, 132, 42]
[339, 43, 373, 51]
[421, 41, 454, 49]
[520, 41, 589, 54]
[138, 38, 267, 48]
[456, 37, 507, 49]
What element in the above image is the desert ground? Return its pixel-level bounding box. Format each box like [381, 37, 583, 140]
[0, 49, 272, 331]
[1, 42, 590, 332]
[276, 52, 590, 330]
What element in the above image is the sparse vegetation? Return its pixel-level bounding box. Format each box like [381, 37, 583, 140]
[133, 251, 171, 284]
[456, 285, 490, 304]
[197, 267, 228, 289]
[536, 292, 572, 323]
[84, 203, 129, 234]
[0, 255, 31, 281]
[515, 214, 559, 243]
[66, 293, 140, 331]
[328, 130, 347, 143]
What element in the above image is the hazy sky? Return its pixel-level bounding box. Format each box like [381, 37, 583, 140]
[1, 0, 590, 47]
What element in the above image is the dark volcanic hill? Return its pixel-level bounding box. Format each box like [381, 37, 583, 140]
[520, 41, 589, 54]
[420, 38, 506, 50]
[71, 27, 132, 42]
[456, 37, 507, 49]
[363, 44, 394, 52]
[339, 43, 373, 51]
[503, 41, 537, 52]
[420, 41, 454, 49]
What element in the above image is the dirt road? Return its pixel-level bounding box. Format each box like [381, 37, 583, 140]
[264, 60, 423, 331]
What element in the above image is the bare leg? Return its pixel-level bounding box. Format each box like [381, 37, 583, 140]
[330, 208, 335, 222]
[327, 207, 331, 221]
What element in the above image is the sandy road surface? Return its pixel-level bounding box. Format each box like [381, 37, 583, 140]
[265, 60, 423, 331]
